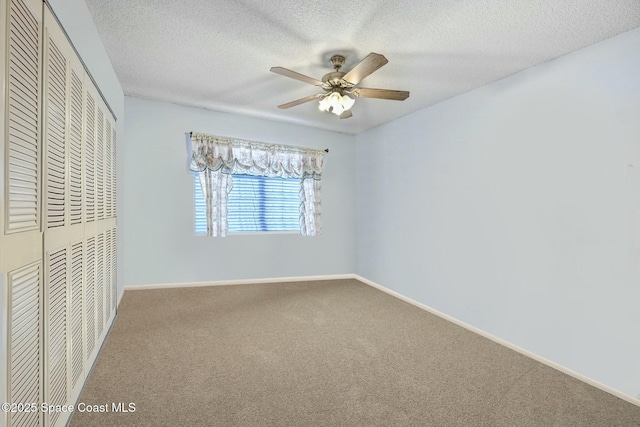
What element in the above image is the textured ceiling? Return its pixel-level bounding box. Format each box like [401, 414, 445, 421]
[85, 0, 640, 134]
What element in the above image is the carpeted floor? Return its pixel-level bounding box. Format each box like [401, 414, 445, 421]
[69, 279, 640, 426]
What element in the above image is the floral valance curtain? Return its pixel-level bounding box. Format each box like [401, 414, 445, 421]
[189, 132, 325, 237]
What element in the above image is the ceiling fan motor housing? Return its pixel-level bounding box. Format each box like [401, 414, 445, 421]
[322, 71, 347, 88]
[322, 55, 356, 90]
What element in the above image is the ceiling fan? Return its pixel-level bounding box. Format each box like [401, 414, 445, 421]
[270, 52, 409, 119]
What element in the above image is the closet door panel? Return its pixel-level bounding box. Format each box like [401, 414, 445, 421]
[6, 0, 42, 233]
[84, 91, 95, 223]
[105, 120, 112, 219]
[85, 235, 96, 359]
[68, 71, 83, 226]
[104, 229, 112, 320]
[45, 247, 68, 427]
[111, 227, 117, 311]
[42, 8, 95, 427]
[95, 109, 104, 221]
[69, 241, 84, 388]
[7, 261, 42, 427]
[3, 3, 44, 425]
[111, 127, 116, 219]
[44, 34, 67, 230]
[95, 232, 104, 335]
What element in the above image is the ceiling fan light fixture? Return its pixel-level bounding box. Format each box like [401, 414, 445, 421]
[342, 94, 355, 110]
[319, 91, 355, 116]
[271, 52, 409, 120]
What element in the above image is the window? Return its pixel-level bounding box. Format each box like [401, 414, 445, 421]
[189, 132, 324, 236]
[194, 173, 300, 234]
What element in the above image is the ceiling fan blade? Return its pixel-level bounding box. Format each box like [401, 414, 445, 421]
[352, 87, 410, 101]
[277, 93, 323, 109]
[342, 53, 388, 85]
[270, 67, 324, 86]
[339, 110, 353, 119]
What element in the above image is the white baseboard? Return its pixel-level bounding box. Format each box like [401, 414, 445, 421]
[121, 273, 640, 407]
[353, 274, 640, 408]
[123, 274, 354, 291]
[117, 288, 124, 308]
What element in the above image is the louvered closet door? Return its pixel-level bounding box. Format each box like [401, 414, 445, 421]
[67, 65, 86, 401]
[6, 0, 41, 233]
[105, 121, 112, 219]
[46, 247, 68, 427]
[2, 1, 44, 427]
[69, 70, 83, 225]
[96, 232, 104, 336]
[82, 84, 118, 368]
[96, 109, 104, 221]
[111, 227, 117, 312]
[69, 241, 84, 389]
[84, 91, 95, 223]
[7, 262, 42, 427]
[111, 127, 116, 219]
[44, 29, 67, 229]
[43, 12, 69, 426]
[41, 8, 89, 427]
[105, 229, 112, 320]
[84, 236, 96, 360]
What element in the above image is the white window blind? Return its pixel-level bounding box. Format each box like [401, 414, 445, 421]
[194, 173, 207, 235]
[194, 173, 300, 234]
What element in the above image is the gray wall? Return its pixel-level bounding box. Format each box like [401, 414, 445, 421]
[355, 27, 640, 397]
[121, 96, 357, 286]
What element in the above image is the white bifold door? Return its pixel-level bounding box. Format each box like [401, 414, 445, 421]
[1, 1, 118, 426]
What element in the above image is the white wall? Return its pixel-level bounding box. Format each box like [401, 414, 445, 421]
[356, 27, 640, 398]
[122, 96, 356, 286]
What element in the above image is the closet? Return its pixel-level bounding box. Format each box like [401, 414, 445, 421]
[1, 1, 117, 426]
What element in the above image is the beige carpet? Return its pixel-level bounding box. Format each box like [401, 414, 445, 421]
[70, 279, 640, 426]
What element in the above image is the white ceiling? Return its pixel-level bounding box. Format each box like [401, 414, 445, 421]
[84, 0, 640, 134]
